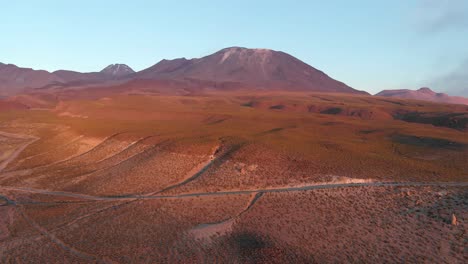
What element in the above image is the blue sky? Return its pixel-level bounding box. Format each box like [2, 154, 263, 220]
[1, 0, 467, 95]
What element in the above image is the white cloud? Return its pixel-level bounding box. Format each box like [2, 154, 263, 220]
[430, 58, 468, 96]
[414, 0, 468, 33]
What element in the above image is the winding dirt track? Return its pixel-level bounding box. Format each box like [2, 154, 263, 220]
[15, 205, 107, 263]
[9, 132, 124, 172]
[193, 192, 264, 228]
[146, 145, 220, 196]
[2, 181, 468, 204]
[0, 132, 39, 172]
[17, 135, 84, 162]
[2, 129, 465, 203]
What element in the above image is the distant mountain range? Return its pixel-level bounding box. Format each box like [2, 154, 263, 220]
[2, 48, 468, 105]
[0, 47, 366, 96]
[376, 87, 468, 105]
[0, 62, 135, 96]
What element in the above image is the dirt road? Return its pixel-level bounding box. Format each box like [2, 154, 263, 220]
[0, 131, 38, 172]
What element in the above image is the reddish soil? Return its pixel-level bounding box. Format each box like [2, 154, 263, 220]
[0, 89, 466, 263]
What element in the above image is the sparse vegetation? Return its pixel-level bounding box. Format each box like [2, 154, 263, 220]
[0, 91, 467, 262]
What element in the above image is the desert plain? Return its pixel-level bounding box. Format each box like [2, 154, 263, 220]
[0, 84, 467, 263]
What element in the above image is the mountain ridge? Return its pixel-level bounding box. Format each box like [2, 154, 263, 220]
[1, 47, 369, 96]
[376, 87, 468, 105]
[0, 63, 134, 96]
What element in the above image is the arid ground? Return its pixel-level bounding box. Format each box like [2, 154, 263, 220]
[0, 89, 467, 263]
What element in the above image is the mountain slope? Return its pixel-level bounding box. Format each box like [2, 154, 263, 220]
[0, 63, 134, 96]
[136, 47, 367, 94]
[0, 63, 61, 96]
[376, 87, 468, 105]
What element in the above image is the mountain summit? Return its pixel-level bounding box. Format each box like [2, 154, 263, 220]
[136, 47, 367, 94]
[376, 87, 468, 105]
[101, 64, 135, 77]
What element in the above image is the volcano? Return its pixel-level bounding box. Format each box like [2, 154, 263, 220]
[135, 47, 367, 94]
